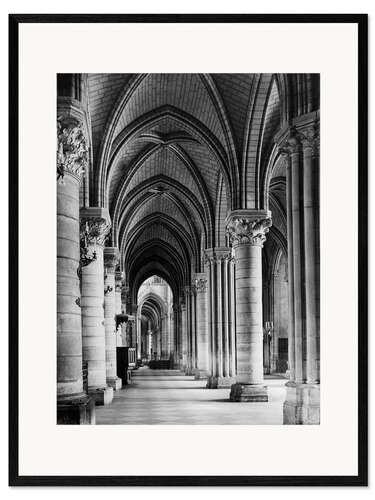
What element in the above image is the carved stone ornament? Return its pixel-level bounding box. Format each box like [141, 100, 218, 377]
[195, 278, 207, 293]
[80, 218, 111, 247]
[298, 126, 320, 157]
[204, 248, 233, 265]
[121, 285, 130, 302]
[278, 125, 319, 158]
[277, 126, 301, 157]
[226, 217, 272, 247]
[104, 248, 120, 274]
[57, 116, 88, 181]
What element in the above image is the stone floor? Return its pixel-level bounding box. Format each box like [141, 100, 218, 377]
[95, 367, 287, 425]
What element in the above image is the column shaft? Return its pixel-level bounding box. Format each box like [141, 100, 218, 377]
[290, 148, 304, 383]
[56, 114, 95, 424]
[104, 248, 122, 390]
[303, 143, 320, 383]
[57, 172, 85, 400]
[226, 211, 271, 402]
[80, 209, 113, 406]
[285, 153, 296, 381]
[193, 274, 209, 379]
[205, 248, 236, 388]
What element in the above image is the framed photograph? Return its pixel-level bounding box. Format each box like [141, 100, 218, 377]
[9, 14, 367, 486]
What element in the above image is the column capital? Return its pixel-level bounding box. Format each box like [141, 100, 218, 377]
[115, 269, 123, 291]
[277, 126, 302, 156]
[298, 127, 320, 156]
[57, 116, 88, 182]
[225, 210, 272, 248]
[278, 125, 319, 157]
[192, 273, 207, 293]
[104, 247, 120, 273]
[204, 247, 233, 264]
[80, 207, 111, 247]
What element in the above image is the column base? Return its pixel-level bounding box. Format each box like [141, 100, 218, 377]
[185, 367, 194, 376]
[229, 383, 268, 402]
[89, 386, 113, 406]
[207, 376, 236, 389]
[107, 376, 122, 390]
[193, 369, 209, 380]
[283, 382, 320, 424]
[57, 395, 96, 425]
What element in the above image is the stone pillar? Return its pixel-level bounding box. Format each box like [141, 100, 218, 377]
[161, 312, 170, 359]
[183, 286, 193, 375]
[180, 299, 188, 371]
[226, 211, 272, 402]
[172, 304, 179, 368]
[301, 130, 320, 385]
[115, 270, 123, 346]
[192, 273, 209, 379]
[279, 124, 320, 424]
[204, 248, 237, 388]
[56, 115, 95, 424]
[80, 208, 113, 406]
[190, 285, 197, 372]
[104, 247, 122, 390]
[115, 270, 122, 315]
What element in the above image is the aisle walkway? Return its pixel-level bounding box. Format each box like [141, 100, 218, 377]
[95, 367, 286, 425]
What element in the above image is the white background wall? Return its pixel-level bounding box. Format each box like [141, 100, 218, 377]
[1, 0, 373, 497]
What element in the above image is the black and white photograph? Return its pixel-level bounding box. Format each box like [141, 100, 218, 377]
[9, 13, 367, 486]
[57, 73, 320, 426]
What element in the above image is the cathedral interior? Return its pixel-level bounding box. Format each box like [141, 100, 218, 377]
[57, 73, 320, 425]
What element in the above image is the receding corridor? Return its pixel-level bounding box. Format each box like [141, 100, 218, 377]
[57, 73, 320, 425]
[95, 368, 286, 425]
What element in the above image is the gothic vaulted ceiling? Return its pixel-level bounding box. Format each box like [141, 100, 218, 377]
[83, 73, 318, 300]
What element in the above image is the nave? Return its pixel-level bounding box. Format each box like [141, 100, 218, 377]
[57, 73, 320, 426]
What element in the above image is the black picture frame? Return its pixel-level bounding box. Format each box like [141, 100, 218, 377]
[8, 13, 368, 487]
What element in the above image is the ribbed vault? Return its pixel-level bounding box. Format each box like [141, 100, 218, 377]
[83, 73, 318, 309]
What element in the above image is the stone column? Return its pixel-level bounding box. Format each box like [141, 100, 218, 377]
[161, 312, 170, 359]
[115, 270, 123, 346]
[279, 124, 320, 424]
[115, 270, 123, 315]
[172, 304, 179, 368]
[301, 129, 320, 384]
[280, 146, 296, 382]
[183, 286, 193, 375]
[190, 285, 197, 372]
[56, 115, 95, 424]
[192, 273, 209, 379]
[226, 211, 272, 402]
[180, 299, 188, 371]
[104, 247, 122, 390]
[205, 248, 237, 388]
[80, 208, 113, 405]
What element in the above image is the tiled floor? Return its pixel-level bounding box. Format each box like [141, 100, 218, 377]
[95, 367, 287, 425]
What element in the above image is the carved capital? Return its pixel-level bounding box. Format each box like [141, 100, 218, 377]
[204, 247, 233, 265]
[80, 207, 111, 247]
[298, 127, 320, 157]
[80, 218, 110, 246]
[104, 247, 120, 274]
[226, 211, 272, 248]
[121, 285, 130, 304]
[277, 126, 301, 156]
[193, 273, 207, 293]
[57, 116, 88, 181]
[278, 125, 319, 158]
[115, 269, 123, 292]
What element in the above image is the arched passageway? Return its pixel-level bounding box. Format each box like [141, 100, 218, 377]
[57, 73, 320, 425]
